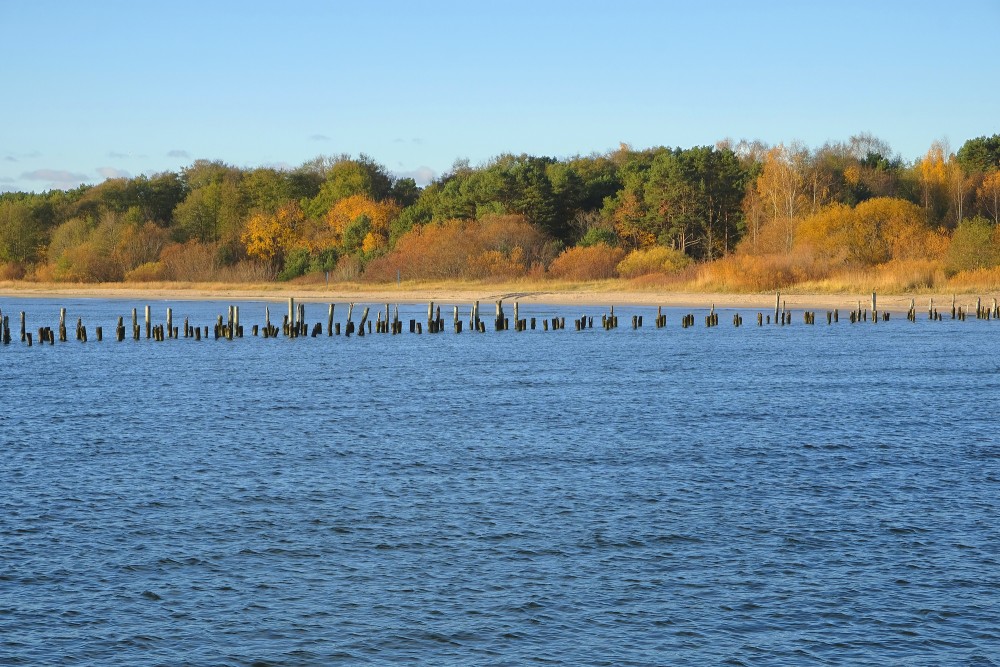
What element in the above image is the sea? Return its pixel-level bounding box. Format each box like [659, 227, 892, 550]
[1, 297, 998, 666]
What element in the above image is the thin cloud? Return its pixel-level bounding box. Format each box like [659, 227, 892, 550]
[97, 167, 131, 179]
[167, 149, 190, 159]
[394, 166, 436, 186]
[21, 168, 90, 190]
[309, 134, 331, 142]
[108, 151, 130, 159]
[5, 151, 41, 162]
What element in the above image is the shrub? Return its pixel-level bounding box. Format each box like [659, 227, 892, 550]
[217, 260, 276, 283]
[547, 244, 625, 280]
[278, 247, 311, 281]
[124, 262, 166, 282]
[616, 246, 692, 278]
[362, 214, 550, 282]
[159, 241, 218, 281]
[945, 216, 1000, 275]
[693, 252, 829, 292]
[0, 262, 26, 280]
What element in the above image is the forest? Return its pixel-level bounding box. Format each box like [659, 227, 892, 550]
[2, 133, 1000, 292]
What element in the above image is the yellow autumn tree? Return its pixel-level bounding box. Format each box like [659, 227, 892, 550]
[755, 144, 809, 251]
[242, 201, 306, 264]
[976, 169, 1000, 224]
[795, 198, 943, 266]
[322, 194, 401, 254]
[918, 141, 949, 222]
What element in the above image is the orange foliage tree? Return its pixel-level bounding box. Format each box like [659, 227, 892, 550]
[363, 214, 551, 281]
[322, 194, 401, 255]
[242, 201, 307, 265]
[795, 197, 944, 265]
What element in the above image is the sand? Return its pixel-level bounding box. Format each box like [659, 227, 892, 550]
[0, 281, 990, 313]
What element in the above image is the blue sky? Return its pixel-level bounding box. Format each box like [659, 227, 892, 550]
[2, 0, 998, 193]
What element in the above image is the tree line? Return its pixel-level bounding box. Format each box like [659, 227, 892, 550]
[1, 133, 999, 288]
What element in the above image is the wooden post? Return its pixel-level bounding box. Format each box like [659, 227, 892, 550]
[774, 292, 780, 324]
[288, 297, 295, 331]
[327, 304, 335, 336]
[358, 307, 369, 336]
[20, 311, 26, 342]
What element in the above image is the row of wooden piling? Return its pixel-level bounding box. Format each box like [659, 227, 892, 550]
[2, 293, 999, 348]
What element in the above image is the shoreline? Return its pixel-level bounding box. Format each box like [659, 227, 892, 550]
[1, 281, 995, 313]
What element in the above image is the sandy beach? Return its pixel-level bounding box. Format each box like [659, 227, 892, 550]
[1, 281, 994, 313]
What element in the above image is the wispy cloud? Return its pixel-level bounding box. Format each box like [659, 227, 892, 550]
[309, 134, 331, 142]
[167, 149, 190, 159]
[5, 151, 42, 163]
[108, 151, 130, 159]
[97, 167, 131, 180]
[394, 166, 436, 186]
[392, 137, 424, 145]
[21, 169, 90, 190]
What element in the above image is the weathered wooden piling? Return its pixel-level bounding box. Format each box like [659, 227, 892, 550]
[357, 307, 369, 337]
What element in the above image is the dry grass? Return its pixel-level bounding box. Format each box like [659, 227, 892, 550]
[6, 257, 1000, 303]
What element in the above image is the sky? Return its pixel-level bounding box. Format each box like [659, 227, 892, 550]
[1, 0, 998, 193]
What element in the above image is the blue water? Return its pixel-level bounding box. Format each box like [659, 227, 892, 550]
[1, 297, 998, 666]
